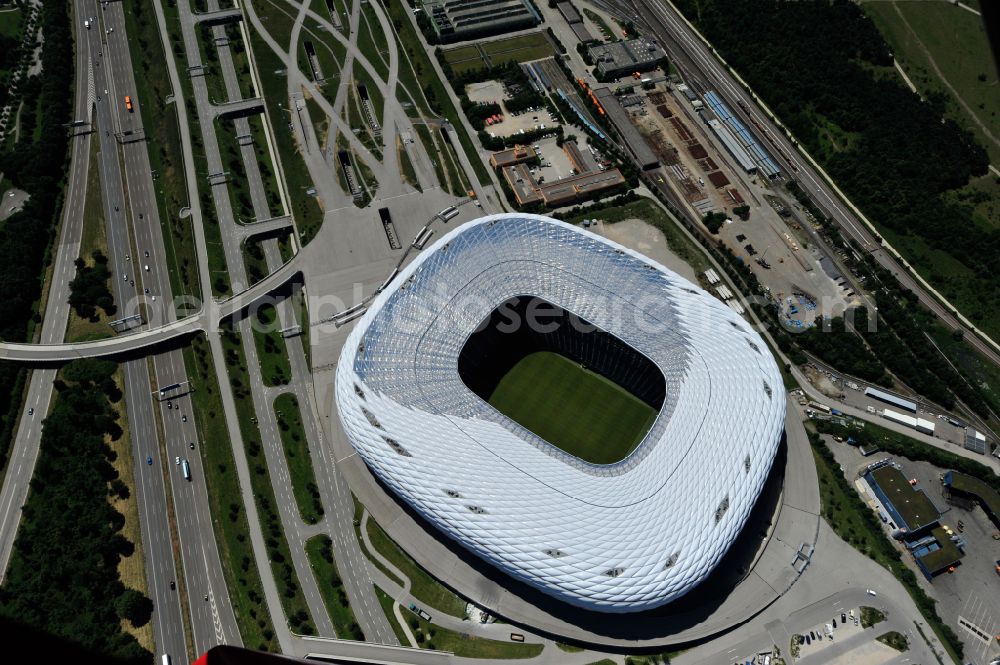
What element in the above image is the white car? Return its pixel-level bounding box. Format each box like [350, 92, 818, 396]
[175, 456, 180, 465]
[866, 588, 877, 596]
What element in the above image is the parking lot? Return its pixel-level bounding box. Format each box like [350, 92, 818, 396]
[825, 442, 1000, 662]
[466, 79, 561, 140]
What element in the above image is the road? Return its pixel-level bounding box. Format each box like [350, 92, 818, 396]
[98, 0, 244, 655]
[617, 0, 1000, 372]
[0, 0, 95, 582]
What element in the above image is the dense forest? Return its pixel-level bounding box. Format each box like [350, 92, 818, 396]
[0, 1, 74, 468]
[0, 359, 151, 663]
[673, 0, 997, 327]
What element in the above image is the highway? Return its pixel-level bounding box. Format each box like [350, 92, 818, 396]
[617, 0, 1000, 373]
[97, 0, 243, 655]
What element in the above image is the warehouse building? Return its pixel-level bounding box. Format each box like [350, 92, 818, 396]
[864, 465, 940, 537]
[964, 428, 988, 455]
[865, 386, 917, 413]
[595, 87, 659, 170]
[555, 2, 594, 43]
[943, 471, 1000, 529]
[862, 464, 961, 578]
[881, 408, 935, 436]
[707, 118, 756, 174]
[421, 0, 541, 43]
[589, 38, 665, 80]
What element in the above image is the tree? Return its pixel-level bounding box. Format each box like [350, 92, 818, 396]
[116, 589, 154, 627]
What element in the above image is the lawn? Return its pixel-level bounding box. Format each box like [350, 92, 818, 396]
[405, 608, 544, 658]
[251, 303, 292, 386]
[480, 32, 555, 65]
[305, 535, 364, 640]
[65, 136, 114, 343]
[364, 517, 468, 617]
[926, 322, 1000, 419]
[273, 392, 324, 524]
[221, 321, 315, 635]
[182, 334, 278, 651]
[488, 351, 656, 465]
[248, 19, 325, 244]
[876, 630, 909, 652]
[123, 0, 200, 304]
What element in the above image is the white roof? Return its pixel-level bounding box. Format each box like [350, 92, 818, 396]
[335, 214, 784, 612]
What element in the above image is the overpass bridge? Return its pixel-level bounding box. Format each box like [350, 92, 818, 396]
[0, 260, 301, 363]
[191, 7, 243, 26]
[210, 97, 265, 119]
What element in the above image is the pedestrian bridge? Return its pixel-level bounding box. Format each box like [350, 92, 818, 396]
[0, 260, 301, 363]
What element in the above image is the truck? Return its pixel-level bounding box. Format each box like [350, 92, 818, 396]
[124, 95, 134, 112]
[407, 603, 431, 621]
[181, 458, 191, 481]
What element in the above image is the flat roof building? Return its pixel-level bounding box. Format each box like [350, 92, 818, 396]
[881, 408, 935, 436]
[943, 470, 1000, 529]
[864, 386, 917, 413]
[595, 88, 659, 170]
[865, 465, 939, 536]
[422, 0, 541, 43]
[589, 38, 665, 80]
[489, 144, 538, 169]
[964, 428, 988, 455]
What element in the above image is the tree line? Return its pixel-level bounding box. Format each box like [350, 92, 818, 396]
[0, 1, 74, 471]
[0, 359, 151, 662]
[673, 0, 997, 331]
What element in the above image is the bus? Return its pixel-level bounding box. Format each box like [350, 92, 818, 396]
[161, 655, 170, 665]
[181, 459, 191, 481]
[807, 401, 832, 414]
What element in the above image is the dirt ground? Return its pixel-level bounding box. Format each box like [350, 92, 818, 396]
[593, 218, 698, 285]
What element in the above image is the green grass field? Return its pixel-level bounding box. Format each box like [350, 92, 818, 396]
[863, 0, 1000, 164]
[441, 32, 555, 73]
[488, 351, 656, 465]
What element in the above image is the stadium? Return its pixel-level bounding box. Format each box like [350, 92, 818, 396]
[335, 214, 785, 613]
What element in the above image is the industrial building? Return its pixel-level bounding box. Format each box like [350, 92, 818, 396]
[589, 38, 666, 80]
[489, 144, 538, 169]
[421, 0, 541, 43]
[881, 408, 935, 436]
[595, 87, 660, 170]
[864, 386, 917, 413]
[964, 428, 988, 455]
[943, 470, 1000, 529]
[706, 118, 756, 174]
[555, 1, 593, 43]
[862, 464, 962, 578]
[703, 91, 780, 179]
[500, 162, 625, 207]
[335, 214, 785, 612]
[495, 140, 625, 207]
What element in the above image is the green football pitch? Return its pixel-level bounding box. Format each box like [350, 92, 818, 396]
[487, 351, 657, 465]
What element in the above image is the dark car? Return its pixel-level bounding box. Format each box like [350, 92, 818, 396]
[189, 442, 195, 450]
[147, 456, 153, 465]
[170, 580, 175, 590]
[841, 613, 847, 623]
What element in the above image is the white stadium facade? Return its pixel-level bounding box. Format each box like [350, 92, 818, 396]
[335, 214, 785, 613]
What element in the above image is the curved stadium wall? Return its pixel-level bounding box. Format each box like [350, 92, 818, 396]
[335, 214, 785, 613]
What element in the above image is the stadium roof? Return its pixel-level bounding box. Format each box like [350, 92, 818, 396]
[335, 214, 785, 612]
